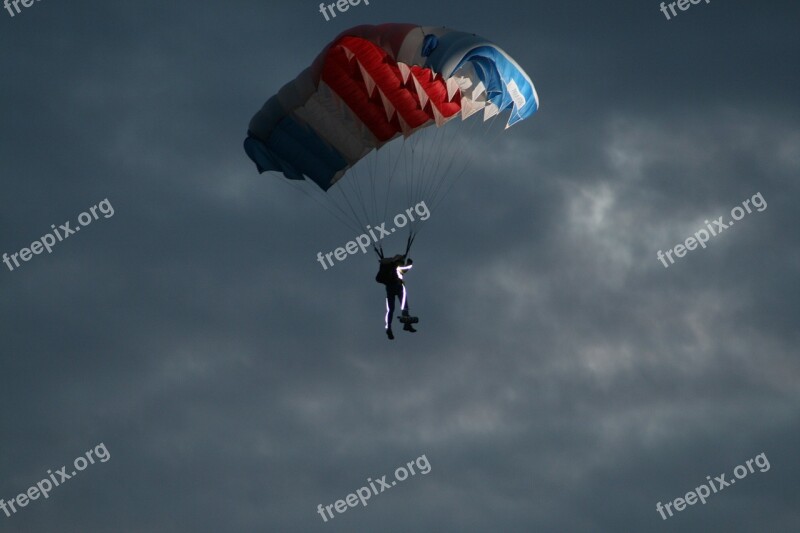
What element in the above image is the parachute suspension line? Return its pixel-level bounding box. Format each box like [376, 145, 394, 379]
[410, 132, 426, 212]
[425, 105, 481, 216]
[421, 122, 447, 191]
[338, 145, 380, 233]
[409, 110, 505, 240]
[404, 136, 413, 212]
[406, 122, 447, 227]
[369, 141, 380, 227]
[413, 129, 429, 204]
[404, 115, 469, 237]
[364, 139, 380, 227]
[382, 136, 407, 225]
[349, 150, 369, 229]
[404, 230, 416, 258]
[427, 118, 489, 215]
[408, 129, 424, 207]
[332, 175, 370, 232]
[316, 100, 516, 244]
[345, 163, 372, 229]
[323, 185, 366, 235]
[407, 125, 435, 233]
[276, 174, 364, 236]
[390, 117, 453, 237]
[423, 114, 483, 209]
[418, 116, 464, 211]
[332, 170, 361, 229]
[326, 133, 414, 241]
[429, 112, 507, 217]
[373, 138, 397, 226]
[402, 134, 416, 216]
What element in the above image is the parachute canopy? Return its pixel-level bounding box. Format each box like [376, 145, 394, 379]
[244, 23, 539, 192]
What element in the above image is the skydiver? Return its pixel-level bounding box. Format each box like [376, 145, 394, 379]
[378, 254, 417, 340]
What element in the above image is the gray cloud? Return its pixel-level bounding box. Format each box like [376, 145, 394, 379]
[1, 0, 799, 531]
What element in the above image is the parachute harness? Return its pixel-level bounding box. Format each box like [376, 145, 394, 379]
[374, 231, 415, 261]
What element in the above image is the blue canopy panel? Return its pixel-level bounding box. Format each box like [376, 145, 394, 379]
[423, 31, 539, 127]
[244, 113, 347, 191]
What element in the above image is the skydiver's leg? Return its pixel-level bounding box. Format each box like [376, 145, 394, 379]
[401, 287, 416, 332]
[385, 297, 394, 339]
[399, 284, 416, 332]
[385, 286, 397, 330]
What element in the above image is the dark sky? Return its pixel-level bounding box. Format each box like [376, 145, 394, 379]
[1, 1, 799, 531]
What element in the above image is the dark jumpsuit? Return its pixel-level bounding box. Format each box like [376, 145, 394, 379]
[384, 263, 412, 330]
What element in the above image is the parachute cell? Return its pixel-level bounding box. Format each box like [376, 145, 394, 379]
[244, 23, 539, 191]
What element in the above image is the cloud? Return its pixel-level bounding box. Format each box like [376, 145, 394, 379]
[1, 1, 798, 531]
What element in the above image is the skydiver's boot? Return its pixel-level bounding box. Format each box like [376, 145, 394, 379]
[403, 323, 417, 333]
[386, 328, 395, 340]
